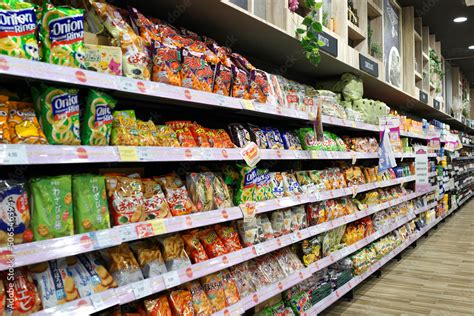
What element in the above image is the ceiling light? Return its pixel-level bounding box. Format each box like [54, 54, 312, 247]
[469, 45, 474, 50]
[453, 17, 467, 22]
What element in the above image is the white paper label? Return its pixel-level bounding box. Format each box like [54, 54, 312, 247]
[90, 294, 106, 310]
[0, 145, 28, 165]
[115, 225, 138, 242]
[163, 271, 180, 289]
[133, 279, 152, 299]
[254, 244, 265, 256]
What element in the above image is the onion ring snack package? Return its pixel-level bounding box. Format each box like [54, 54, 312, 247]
[100, 243, 143, 287]
[234, 164, 257, 205]
[0, 97, 9, 143]
[39, 2, 85, 68]
[129, 239, 167, 278]
[154, 172, 196, 216]
[29, 258, 80, 309]
[0, 0, 40, 61]
[81, 89, 116, 146]
[4, 267, 42, 314]
[72, 174, 110, 234]
[0, 180, 31, 246]
[157, 234, 191, 271]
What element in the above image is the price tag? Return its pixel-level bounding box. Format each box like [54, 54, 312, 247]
[241, 99, 255, 110]
[137, 147, 151, 161]
[309, 226, 319, 236]
[310, 150, 319, 159]
[150, 219, 167, 235]
[118, 146, 138, 161]
[0, 145, 28, 164]
[90, 293, 107, 310]
[163, 271, 181, 289]
[115, 225, 138, 242]
[90, 230, 117, 250]
[133, 279, 152, 299]
[289, 233, 300, 243]
[240, 142, 260, 167]
[239, 201, 256, 218]
[254, 244, 265, 256]
[200, 148, 213, 160]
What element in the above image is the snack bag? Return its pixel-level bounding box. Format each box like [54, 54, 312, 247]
[181, 49, 214, 92]
[129, 239, 167, 278]
[189, 123, 211, 147]
[158, 234, 192, 271]
[257, 214, 274, 242]
[35, 85, 81, 145]
[212, 63, 232, 96]
[105, 175, 146, 226]
[156, 125, 180, 147]
[215, 129, 234, 148]
[234, 164, 257, 205]
[169, 290, 194, 316]
[66, 253, 117, 297]
[282, 172, 303, 196]
[7, 101, 47, 144]
[198, 229, 228, 258]
[182, 230, 209, 264]
[200, 273, 227, 311]
[144, 295, 173, 316]
[100, 244, 144, 287]
[0, 99, 9, 144]
[254, 169, 274, 201]
[152, 40, 182, 86]
[237, 218, 258, 247]
[29, 259, 80, 308]
[39, 3, 85, 68]
[0, 180, 32, 246]
[141, 178, 171, 220]
[212, 174, 233, 209]
[187, 172, 214, 212]
[218, 269, 240, 306]
[231, 64, 250, 99]
[0, 1, 39, 61]
[111, 110, 139, 146]
[154, 173, 196, 216]
[228, 123, 251, 147]
[128, 7, 160, 46]
[229, 262, 256, 298]
[72, 174, 110, 234]
[3, 268, 41, 315]
[215, 224, 242, 252]
[30, 175, 74, 241]
[165, 121, 197, 147]
[81, 89, 116, 146]
[249, 69, 269, 103]
[183, 281, 213, 316]
[269, 172, 285, 198]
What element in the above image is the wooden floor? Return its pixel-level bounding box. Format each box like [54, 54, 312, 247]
[322, 199, 474, 316]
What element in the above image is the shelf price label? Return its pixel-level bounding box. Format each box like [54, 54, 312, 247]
[254, 244, 265, 256]
[90, 293, 107, 310]
[0, 145, 28, 165]
[115, 225, 138, 242]
[118, 146, 138, 161]
[133, 279, 152, 299]
[241, 99, 255, 111]
[163, 271, 180, 289]
[150, 219, 167, 235]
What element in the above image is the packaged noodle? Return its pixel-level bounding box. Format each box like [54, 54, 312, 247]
[200, 273, 227, 311]
[0, 98, 9, 143]
[144, 295, 172, 316]
[212, 174, 233, 209]
[141, 178, 171, 220]
[198, 228, 228, 258]
[0, 180, 32, 246]
[218, 269, 240, 306]
[186, 172, 214, 212]
[183, 281, 213, 316]
[4, 268, 42, 314]
[154, 173, 196, 216]
[152, 40, 182, 86]
[34, 85, 81, 145]
[100, 244, 144, 287]
[0, 0, 39, 61]
[129, 239, 167, 278]
[72, 174, 110, 234]
[181, 49, 214, 92]
[66, 253, 117, 297]
[169, 290, 194, 316]
[81, 89, 116, 146]
[30, 175, 74, 241]
[156, 125, 180, 147]
[215, 225, 242, 252]
[105, 175, 146, 226]
[182, 230, 209, 264]
[39, 3, 85, 68]
[111, 110, 139, 146]
[91, 1, 151, 80]
[29, 258, 80, 309]
[158, 234, 191, 271]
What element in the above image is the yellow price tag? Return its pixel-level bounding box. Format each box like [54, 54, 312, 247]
[310, 150, 319, 159]
[308, 112, 316, 121]
[150, 219, 167, 235]
[118, 146, 138, 161]
[241, 99, 255, 111]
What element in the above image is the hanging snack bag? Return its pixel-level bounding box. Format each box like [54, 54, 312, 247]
[200, 273, 227, 311]
[105, 175, 145, 226]
[129, 239, 167, 278]
[39, 3, 85, 68]
[144, 295, 173, 316]
[182, 230, 209, 264]
[81, 89, 115, 146]
[0, 180, 32, 246]
[35, 85, 80, 145]
[234, 164, 257, 205]
[100, 244, 143, 287]
[7, 101, 47, 144]
[141, 178, 171, 220]
[169, 290, 195, 316]
[0, 0, 39, 61]
[181, 49, 214, 92]
[212, 174, 233, 209]
[72, 174, 110, 234]
[154, 172, 196, 216]
[152, 40, 182, 86]
[110, 110, 139, 146]
[158, 234, 191, 271]
[198, 228, 228, 258]
[4, 268, 42, 314]
[215, 224, 242, 252]
[29, 258, 80, 309]
[212, 63, 232, 96]
[183, 281, 213, 316]
[30, 175, 74, 241]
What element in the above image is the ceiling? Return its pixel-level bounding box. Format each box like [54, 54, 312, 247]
[398, 0, 474, 87]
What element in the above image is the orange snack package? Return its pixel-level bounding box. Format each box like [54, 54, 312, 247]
[152, 41, 182, 86]
[182, 230, 209, 264]
[231, 65, 250, 99]
[169, 290, 194, 316]
[216, 129, 235, 148]
[183, 281, 214, 316]
[218, 269, 240, 306]
[205, 129, 223, 148]
[189, 123, 211, 147]
[144, 295, 172, 316]
[187, 40, 220, 65]
[154, 172, 196, 216]
[181, 49, 214, 93]
[8, 101, 47, 144]
[198, 229, 228, 258]
[212, 63, 232, 96]
[4, 268, 42, 315]
[200, 273, 227, 311]
[0, 99, 10, 144]
[165, 121, 197, 148]
[249, 70, 270, 103]
[215, 225, 242, 253]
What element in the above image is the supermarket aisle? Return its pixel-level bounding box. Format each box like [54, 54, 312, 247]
[322, 200, 474, 315]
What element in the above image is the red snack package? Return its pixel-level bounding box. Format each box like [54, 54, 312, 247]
[188, 123, 211, 147]
[212, 63, 232, 96]
[182, 230, 209, 263]
[154, 173, 196, 216]
[181, 49, 214, 93]
[129, 7, 160, 46]
[105, 175, 146, 225]
[144, 295, 172, 316]
[205, 129, 224, 148]
[4, 268, 42, 314]
[215, 129, 235, 148]
[198, 229, 228, 258]
[218, 269, 240, 306]
[166, 121, 197, 147]
[231, 64, 250, 99]
[169, 290, 194, 316]
[249, 69, 269, 103]
[183, 281, 214, 316]
[187, 40, 220, 65]
[215, 225, 242, 252]
[152, 41, 182, 86]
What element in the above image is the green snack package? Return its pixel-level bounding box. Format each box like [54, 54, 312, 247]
[0, 0, 40, 60]
[234, 164, 257, 205]
[254, 168, 274, 201]
[35, 84, 81, 145]
[72, 174, 110, 233]
[297, 128, 322, 150]
[39, 2, 85, 68]
[30, 175, 74, 241]
[82, 90, 116, 145]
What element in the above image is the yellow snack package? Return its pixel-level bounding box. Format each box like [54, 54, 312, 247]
[8, 100, 47, 144]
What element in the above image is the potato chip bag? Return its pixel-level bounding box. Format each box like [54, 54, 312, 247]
[0, 0, 40, 61]
[81, 89, 116, 146]
[169, 290, 194, 316]
[254, 169, 274, 201]
[39, 3, 85, 68]
[100, 244, 144, 287]
[182, 230, 209, 264]
[183, 281, 213, 316]
[157, 234, 191, 271]
[154, 173, 196, 216]
[3, 268, 42, 314]
[111, 110, 139, 146]
[72, 174, 110, 234]
[142, 178, 171, 220]
[7, 100, 47, 144]
[212, 174, 233, 209]
[200, 273, 227, 311]
[129, 239, 167, 278]
[30, 175, 74, 241]
[144, 295, 172, 316]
